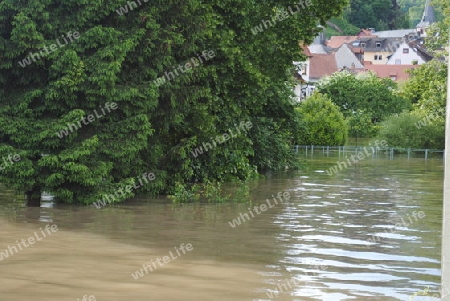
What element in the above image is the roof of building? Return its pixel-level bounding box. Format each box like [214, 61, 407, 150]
[308, 43, 331, 54]
[408, 40, 433, 62]
[309, 54, 338, 80]
[299, 43, 313, 57]
[363, 62, 419, 81]
[373, 29, 418, 38]
[357, 37, 403, 52]
[335, 44, 364, 69]
[326, 36, 359, 49]
[351, 47, 363, 54]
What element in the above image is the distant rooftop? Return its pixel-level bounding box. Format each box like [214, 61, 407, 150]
[309, 54, 337, 80]
[308, 43, 330, 54]
[362, 63, 419, 81]
[373, 29, 417, 38]
[326, 36, 358, 49]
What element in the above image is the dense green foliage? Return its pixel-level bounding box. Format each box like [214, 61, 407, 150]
[378, 59, 447, 149]
[344, 0, 409, 30]
[436, 0, 450, 25]
[347, 110, 380, 138]
[425, 0, 449, 55]
[328, 0, 444, 33]
[316, 72, 410, 137]
[377, 111, 444, 149]
[295, 93, 348, 146]
[0, 0, 348, 205]
[401, 60, 448, 108]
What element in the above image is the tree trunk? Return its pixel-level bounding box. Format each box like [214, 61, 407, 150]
[26, 186, 41, 207]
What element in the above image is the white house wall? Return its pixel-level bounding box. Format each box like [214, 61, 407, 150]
[387, 42, 426, 65]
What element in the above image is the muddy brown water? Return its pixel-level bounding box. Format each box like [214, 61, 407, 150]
[0, 154, 443, 300]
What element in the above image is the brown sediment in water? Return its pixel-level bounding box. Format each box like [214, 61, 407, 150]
[0, 220, 264, 301]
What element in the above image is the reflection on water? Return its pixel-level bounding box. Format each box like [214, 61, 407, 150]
[0, 155, 442, 300]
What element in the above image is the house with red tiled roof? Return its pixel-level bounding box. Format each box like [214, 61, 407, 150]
[309, 54, 338, 82]
[293, 42, 364, 101]
[362, 62, 419, 82]
[292, 14, 435, 101]
[326, 28, 377, 49]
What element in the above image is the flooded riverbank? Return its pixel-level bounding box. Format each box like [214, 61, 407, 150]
[0, 154, 443, 300]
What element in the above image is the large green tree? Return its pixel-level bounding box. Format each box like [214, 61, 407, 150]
[317, 71, 411, 124]
[0, 0, 348, 206]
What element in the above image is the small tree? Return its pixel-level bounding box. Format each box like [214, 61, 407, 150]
[296, 93, 348, 146]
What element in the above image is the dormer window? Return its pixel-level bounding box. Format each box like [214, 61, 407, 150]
[361, 42, 366, 47]
[376, 42, 381, 47]
[403, 48, 409, 53]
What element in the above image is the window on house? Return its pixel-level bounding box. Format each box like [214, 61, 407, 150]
[390, 75, 397, 81]
[374, 55, 378, 60]
[379, 55, 382, 60]
[403, 48, 409, 53]
[376, 42, 381, 47]
[302, 66, 307, 75]
[395, 59, 401, 65]
[374, 55, 383, 60]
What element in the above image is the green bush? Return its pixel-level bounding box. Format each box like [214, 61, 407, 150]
[249, 117, 296, 173]
[377, 111, 444, 149]
[296, 93, 348, 146]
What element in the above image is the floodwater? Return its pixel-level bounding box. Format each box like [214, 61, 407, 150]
[0, 153, 443, 300]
